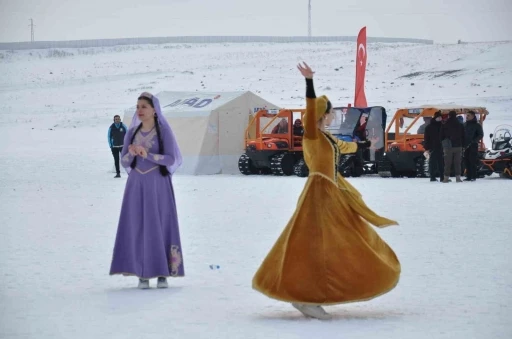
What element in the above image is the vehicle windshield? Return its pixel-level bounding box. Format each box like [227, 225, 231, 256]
[259, 111, 303, 136]
[261, 116, 290, 135]
[392, 115, 431, 135]
[327, 107, 361, 136]
[492, 125, 512, 150]
[365, 108, 385, 154]
[328, 106, 386, 161]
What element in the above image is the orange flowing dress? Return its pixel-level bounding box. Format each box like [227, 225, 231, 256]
[252, 85, 401, 305]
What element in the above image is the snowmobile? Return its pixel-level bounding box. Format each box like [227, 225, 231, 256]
[238, 108, 306, 176]
[478, 124, 512, 179]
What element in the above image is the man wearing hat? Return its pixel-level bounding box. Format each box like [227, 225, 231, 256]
[463, 111, 484, 181]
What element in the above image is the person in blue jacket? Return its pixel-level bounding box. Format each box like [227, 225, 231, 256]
[108, 115, 128, 178]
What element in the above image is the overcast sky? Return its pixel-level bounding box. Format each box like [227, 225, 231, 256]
[1, 0, 511, 43]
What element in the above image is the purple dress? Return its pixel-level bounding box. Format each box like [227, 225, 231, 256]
[109, 125, 184, 279]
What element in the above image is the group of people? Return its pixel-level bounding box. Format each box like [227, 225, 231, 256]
[423, 110, 484, 182]
[107, 63, 401, 320]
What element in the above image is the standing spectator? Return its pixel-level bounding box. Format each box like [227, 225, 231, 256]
[423, 111, 444, 182]
[440, 111, 465, 183]
[108, 115, 128, 178]
[463, 111, 484, 181]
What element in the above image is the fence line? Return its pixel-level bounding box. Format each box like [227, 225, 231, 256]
[0, 35, 434, 50]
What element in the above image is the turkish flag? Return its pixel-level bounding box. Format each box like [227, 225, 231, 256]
[354, 26, 367, 107]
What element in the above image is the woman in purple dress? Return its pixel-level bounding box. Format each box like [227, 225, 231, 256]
[109, 92, 184, 289]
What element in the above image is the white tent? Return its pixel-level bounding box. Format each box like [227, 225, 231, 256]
[123, 91, 280, 175]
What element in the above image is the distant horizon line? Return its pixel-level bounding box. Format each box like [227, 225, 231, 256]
[0, 35, 434, 50]
[1, 35, 510, 50]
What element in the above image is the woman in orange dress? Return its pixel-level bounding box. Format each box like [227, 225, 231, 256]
[252, 62, 401, 320]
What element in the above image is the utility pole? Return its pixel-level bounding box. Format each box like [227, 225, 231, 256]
[29, 18, 34, 42]
[308, 0, 312, 38]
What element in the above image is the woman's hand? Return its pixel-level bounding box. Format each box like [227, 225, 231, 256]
[128, 144, 137, 156]
[297, 62, 314, 79]
[129, 145, 147, 158]
[137, 147, 147, 159]
[134, 145, 147, 158]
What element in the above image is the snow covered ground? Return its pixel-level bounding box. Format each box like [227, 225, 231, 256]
[0, 41, 511, 339]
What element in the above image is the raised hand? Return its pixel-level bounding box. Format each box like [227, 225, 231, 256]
[297, 62, 314, 79]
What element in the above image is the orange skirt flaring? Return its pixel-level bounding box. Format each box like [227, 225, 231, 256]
[252, 173, 401, 305]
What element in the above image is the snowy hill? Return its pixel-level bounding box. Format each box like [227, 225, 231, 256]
[0, 41, 510, 129]
[0, 41, 511, 339]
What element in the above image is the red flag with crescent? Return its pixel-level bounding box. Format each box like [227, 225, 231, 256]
[354, 26, 367, 107]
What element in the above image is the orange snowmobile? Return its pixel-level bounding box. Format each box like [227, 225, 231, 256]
[238, 108, 306, 176]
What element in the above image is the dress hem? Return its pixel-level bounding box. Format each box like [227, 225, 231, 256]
[251, 277, 400, 306]
[110, 272, 185, 279]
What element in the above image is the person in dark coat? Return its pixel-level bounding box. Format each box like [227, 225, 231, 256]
[463, 111, 484, 181]
[293, 119, 304, 136]
[108, 115, 128, 178]
[423, 111, 444, 181]
[439, 111, 465, 183]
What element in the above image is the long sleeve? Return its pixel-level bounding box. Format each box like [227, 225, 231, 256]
[460, 124, 466, 147]
[306, 78, 316, 98]
[145, 128, 177, 167]
[122, 123, 128, 140]
[107, 126, 112, 148]
[121, 150, 135, 168]
[336, 139, 358, 154]
[474, 124, 484, 143]
[120, 129, 135, 168]
[304, 78, 318, 140]
[424, 127, 431, 151]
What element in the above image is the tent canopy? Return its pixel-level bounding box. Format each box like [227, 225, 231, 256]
[123, 91, 280, 175]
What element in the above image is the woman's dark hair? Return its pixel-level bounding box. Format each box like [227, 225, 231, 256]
[129, 96, 170, 176]
[325, 100, 332, 113]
